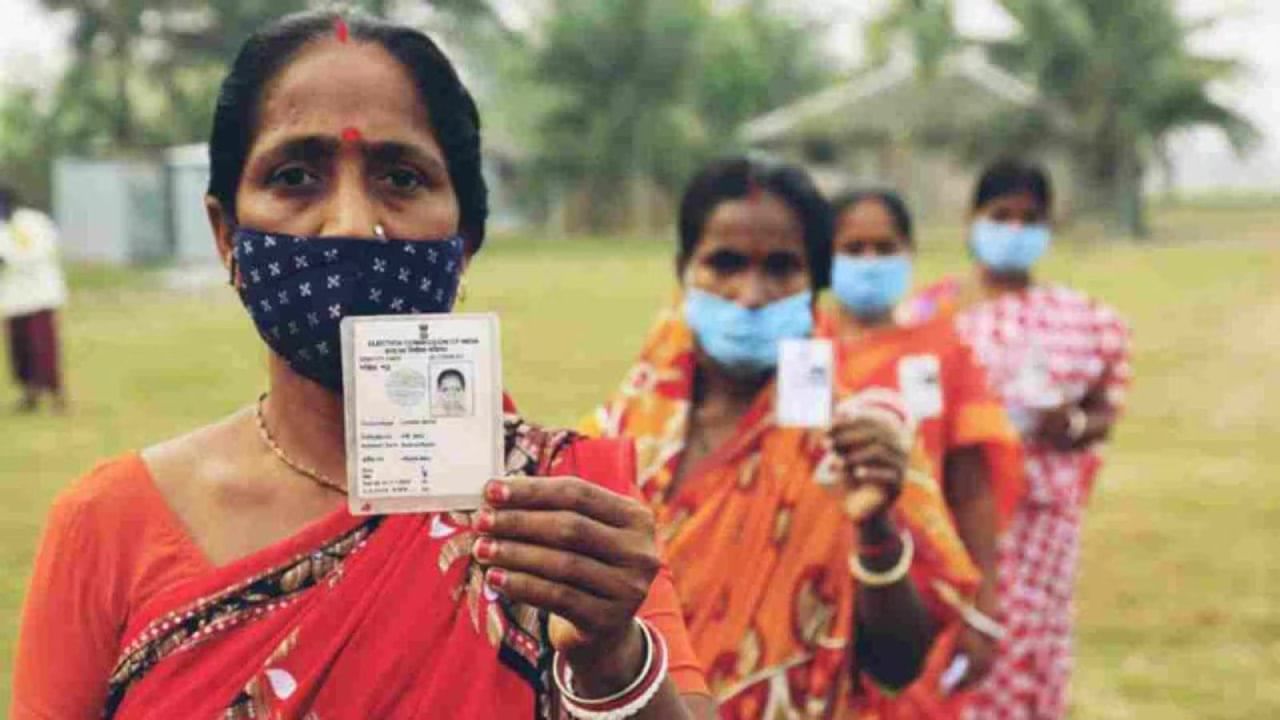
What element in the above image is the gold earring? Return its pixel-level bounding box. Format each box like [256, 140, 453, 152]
[374, 224, 387, 240]
[457, 278, 468, 304]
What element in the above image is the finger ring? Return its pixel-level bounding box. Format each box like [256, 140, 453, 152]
[853, 465, 869, 480]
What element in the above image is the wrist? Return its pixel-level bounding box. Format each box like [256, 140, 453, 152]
[1066, 406, 1089, 443]
[564, 620, 646, 697]
[974, 579, 1000, 617]
[858, 512, 897, 541]
[850, 529, 914, 587]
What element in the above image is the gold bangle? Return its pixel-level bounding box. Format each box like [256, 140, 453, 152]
[849, 531, 913, 587]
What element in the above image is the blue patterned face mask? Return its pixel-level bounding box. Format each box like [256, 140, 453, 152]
[683, 288, 813, 375]
[831, 254, 912, 318]
[970, 219, 1051, 272]
[232, 228, 465, 392]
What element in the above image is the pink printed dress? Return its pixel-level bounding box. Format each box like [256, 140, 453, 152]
[907, 280, 1132, 720]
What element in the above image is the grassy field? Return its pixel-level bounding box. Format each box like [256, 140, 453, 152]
[1, 208, 1277, 717]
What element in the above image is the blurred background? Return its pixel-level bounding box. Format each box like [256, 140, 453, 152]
[0, 0, 1276, 717]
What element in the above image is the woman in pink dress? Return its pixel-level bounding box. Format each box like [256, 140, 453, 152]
[906, 160, 1132, 719]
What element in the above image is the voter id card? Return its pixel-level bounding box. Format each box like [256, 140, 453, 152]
[776, 338, 834, 428]
[341, 313, 503, 515]
[897, 353, 944, 421]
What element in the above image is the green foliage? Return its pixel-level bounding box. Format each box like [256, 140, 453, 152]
[526, 0, 837, 230]
[867, 0, 1259, 238]
[988, 0, 1259, 236]
[529, 0, 709, 230]
[0, 0, 836, 226]
[0, 0, 313, 209]
[693, 0, 833, 148]
[866, 0, 959, 78]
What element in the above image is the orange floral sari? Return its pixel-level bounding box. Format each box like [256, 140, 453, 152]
[581, 305, 979, 719]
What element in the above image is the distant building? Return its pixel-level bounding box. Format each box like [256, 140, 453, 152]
[739, 49, 1078, 223]
[53, 146, 213, 266]
[53, 157, 171, 265]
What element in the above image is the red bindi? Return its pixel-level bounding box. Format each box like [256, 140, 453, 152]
[334, 17, 350, 43]
[341, 126, 362, 144]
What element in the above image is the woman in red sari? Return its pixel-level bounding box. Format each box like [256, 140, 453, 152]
[11, 11, 712, 720]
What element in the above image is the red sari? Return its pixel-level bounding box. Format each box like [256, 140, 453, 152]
[34, 418, 705, 719]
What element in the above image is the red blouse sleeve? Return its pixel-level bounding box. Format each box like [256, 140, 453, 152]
[10, 456, 207, 720]
[11, 465, 133, 719]
[555, 437, 710, 698]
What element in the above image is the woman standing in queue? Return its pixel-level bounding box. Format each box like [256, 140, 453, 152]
[11, 11, 714, 719]
[907, 160, 1132, 719]
[818, 189, 1025, 715]
[583, 157, 980, 718]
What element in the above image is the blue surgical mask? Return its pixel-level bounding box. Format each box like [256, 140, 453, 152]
[232, 228, 465, 392]
[831, 254, 912, 318]
[683, 288, 813, 375]
[970, 219, 1051, 272]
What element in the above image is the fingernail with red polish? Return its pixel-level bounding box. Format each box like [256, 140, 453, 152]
[486, 568, 508, 590]
[473, 537, 497, 561]
[486, 481, 511, 503]
[474, 509, 495, 532]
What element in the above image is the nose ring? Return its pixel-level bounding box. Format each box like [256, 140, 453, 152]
[374, 224, 387, 241]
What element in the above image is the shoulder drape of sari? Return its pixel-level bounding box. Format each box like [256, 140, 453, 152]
[103, 416, 705, 719]
[899, 277, 966, 328]
[815, 310, 1025, 527]
[581, 305, 979, 719]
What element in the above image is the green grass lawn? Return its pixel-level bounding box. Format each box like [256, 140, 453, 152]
[1, 209, 1277, 717]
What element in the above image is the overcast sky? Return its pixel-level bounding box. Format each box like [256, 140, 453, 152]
[1, 0, 1276, 189]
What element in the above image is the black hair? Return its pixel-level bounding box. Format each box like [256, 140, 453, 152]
[206, 9, 488, 250]
[437, 368, 466, 389]
[831, 189, 914, 247]
[676, 156, 833, 289]
[0, 184, 16, 221]
[972, 159, 1052, 214]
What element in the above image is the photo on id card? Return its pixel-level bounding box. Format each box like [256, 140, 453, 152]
[341, 313, 503, 515]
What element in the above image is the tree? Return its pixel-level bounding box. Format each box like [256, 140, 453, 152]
[694, 0, 834, 147]
[989, 0, 1259, 236]
[531, 0, 711, 231]
[0, 0, 316, 208]
[865, 0, 960, 78]
[870, 0, 1259, 237]
[526, 0, 837, 231]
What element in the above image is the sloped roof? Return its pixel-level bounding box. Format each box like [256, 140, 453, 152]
[740, 48, 1052, 145]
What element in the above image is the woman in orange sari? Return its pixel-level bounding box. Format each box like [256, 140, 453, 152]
[582, 158, 978, 719]
[11, 11, 712, 719]
[818, 190, 1025, 713]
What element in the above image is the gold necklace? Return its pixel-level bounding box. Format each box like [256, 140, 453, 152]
[254, 393, 347, 495]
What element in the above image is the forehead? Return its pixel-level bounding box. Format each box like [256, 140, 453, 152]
[838, 199, 897, 236]
[255, 39, 434, 146]
[986, 191, 1043, 212]
[699, 193, 805, 254]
